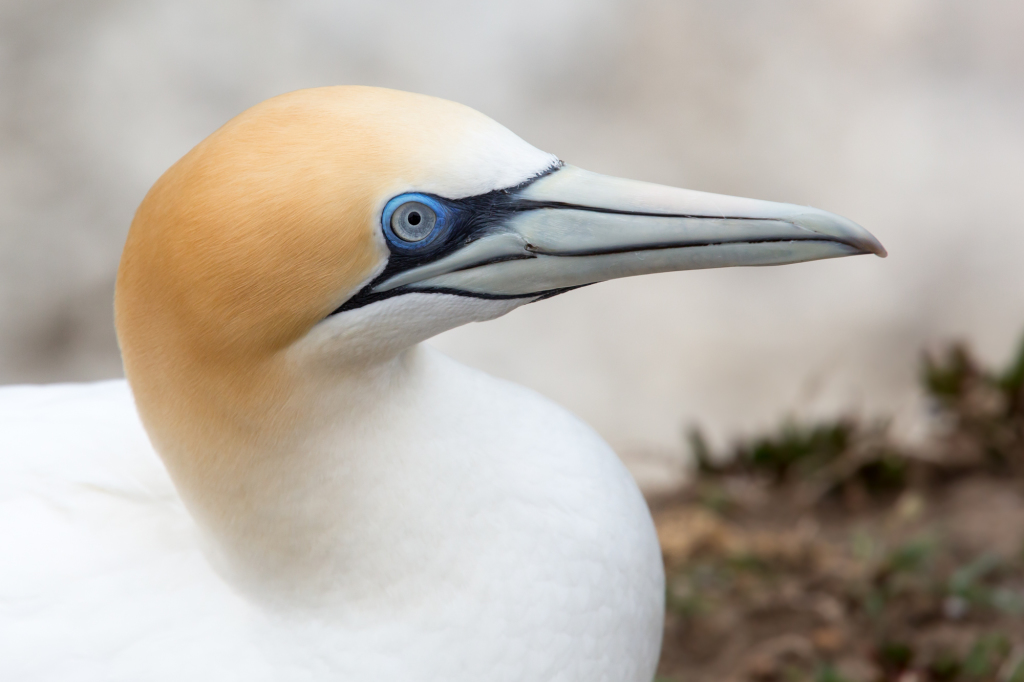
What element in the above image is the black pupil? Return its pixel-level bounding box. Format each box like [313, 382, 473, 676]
[408, 211, 421, 226]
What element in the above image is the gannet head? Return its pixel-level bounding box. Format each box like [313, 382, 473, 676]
[114, 86, 883, 592]
[117, 84, 884, 363]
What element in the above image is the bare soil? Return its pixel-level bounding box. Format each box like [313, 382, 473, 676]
[653, 474, 1024, 682]
[652, 340, 1024, 682]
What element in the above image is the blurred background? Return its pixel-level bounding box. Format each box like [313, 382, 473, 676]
[3, 0, 1024, 491]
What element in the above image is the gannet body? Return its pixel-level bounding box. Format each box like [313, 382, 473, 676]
[0, 87, 884, 681]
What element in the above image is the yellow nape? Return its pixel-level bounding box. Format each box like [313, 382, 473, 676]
[114, 85, 544, 499]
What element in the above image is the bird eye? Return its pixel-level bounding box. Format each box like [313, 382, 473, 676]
[391, 201, 436, 242]
[381, 193, 448, 249]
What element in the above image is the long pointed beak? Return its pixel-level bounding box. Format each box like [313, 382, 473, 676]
[358, 164, 885, 305]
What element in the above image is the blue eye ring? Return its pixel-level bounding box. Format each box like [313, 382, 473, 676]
[381, 193, 449, 250]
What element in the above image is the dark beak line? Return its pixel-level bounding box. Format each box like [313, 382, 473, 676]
[327, 164, 885, 318]
[460, 236, 856, 270]
[332, 236, 861, 315]
[512, 199, 746, 221]
[509, 200, 883, 257]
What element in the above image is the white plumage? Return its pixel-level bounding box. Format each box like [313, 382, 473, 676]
[0, 86, 882, 680]
[1, 350, 663, 680]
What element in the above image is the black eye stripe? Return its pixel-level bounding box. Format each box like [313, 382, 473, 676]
[328, 162, 563, 317]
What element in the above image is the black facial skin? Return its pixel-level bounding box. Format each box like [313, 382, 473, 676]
[329, 163, 567, 316]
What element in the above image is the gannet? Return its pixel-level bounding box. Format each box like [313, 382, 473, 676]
[0, 86, 885, 681]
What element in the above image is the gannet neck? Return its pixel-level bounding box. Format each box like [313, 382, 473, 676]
[176, 340, 431, 605]
[124, 307, 623, 613]
[118, 317, 496, 604]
